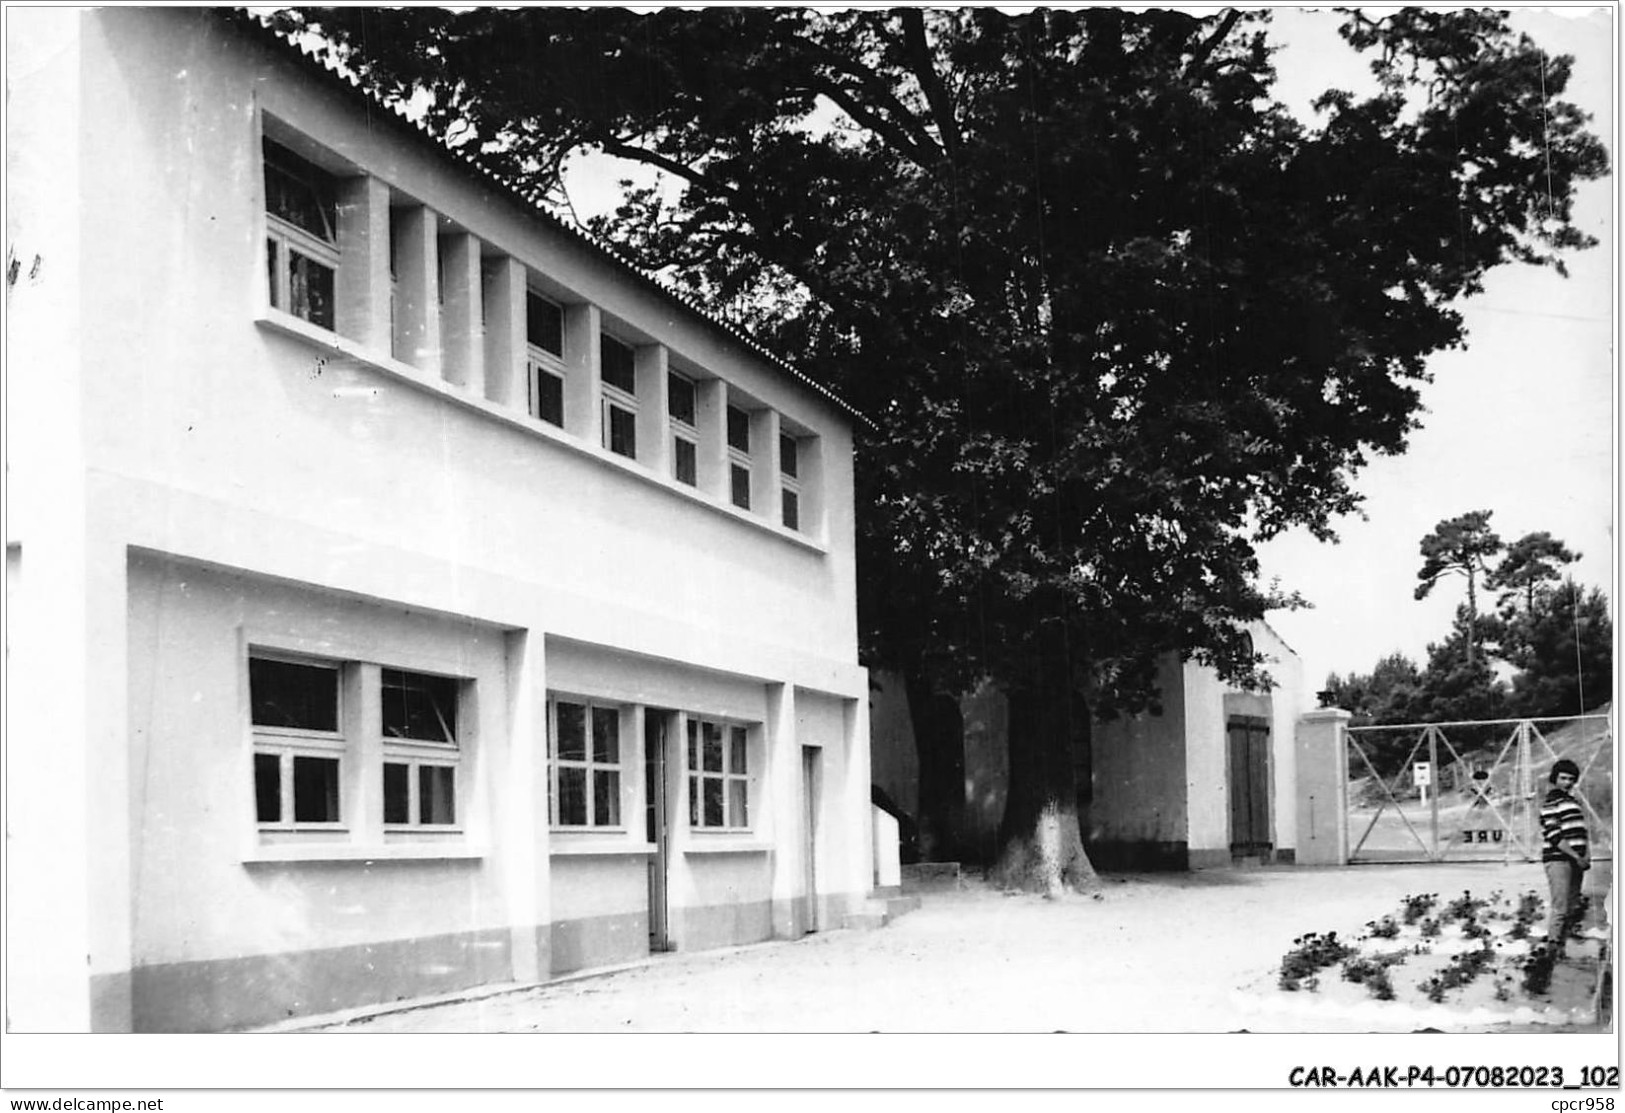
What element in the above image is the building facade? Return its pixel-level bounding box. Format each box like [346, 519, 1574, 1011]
[6, 8, 872, 1032]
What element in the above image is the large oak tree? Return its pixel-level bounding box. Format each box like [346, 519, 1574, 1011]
[274, 7, 1608, 890]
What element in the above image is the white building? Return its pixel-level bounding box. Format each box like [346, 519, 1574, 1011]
[6, 7, 873, 1032]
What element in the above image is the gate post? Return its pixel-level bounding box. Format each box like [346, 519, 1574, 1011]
[1296, 708, 1352, 865]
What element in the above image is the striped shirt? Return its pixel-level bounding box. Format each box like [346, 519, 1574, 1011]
[1541, 788, 1588, 863]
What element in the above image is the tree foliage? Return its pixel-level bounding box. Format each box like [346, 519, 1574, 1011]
[1488, 531, 1580, 617]
[274, 7, 1609, 882]
[1414, 510, 1503, 665]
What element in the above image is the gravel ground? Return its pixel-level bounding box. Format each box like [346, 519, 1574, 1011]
[295, 860, 1610, 1034]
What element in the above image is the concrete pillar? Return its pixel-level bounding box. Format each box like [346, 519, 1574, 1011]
[481, 258, 526, 409]
[1295, 708, 1351, 866]
[351, 664, 382, 834]
[844, 693, 874, 895]
[334, 176, 391, 351]
[438, 232, 484, 393]
[561, 303, 601, 443]
[694, 378, 728, 502]
[391, 204, 440, 375]
[765, 683, 804, 938]
[635, 344, 669, 476]
[500, 629, 550, 983]
[749, 407, 779, 520]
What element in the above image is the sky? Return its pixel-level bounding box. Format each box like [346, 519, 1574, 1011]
[1254, 7, 1616, 706]
[561, 5, 1617, 712]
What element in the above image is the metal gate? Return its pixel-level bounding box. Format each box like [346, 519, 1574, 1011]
[1346, 714, 1612, 863]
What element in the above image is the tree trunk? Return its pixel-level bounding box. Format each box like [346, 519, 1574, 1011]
[990, 633, 1100, 895]
[905, 671, 966, 863]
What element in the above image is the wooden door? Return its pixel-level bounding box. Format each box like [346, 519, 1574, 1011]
[1227, 716, 1272, 855]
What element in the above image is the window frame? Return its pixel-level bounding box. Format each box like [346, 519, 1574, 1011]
[780, 432, 801, 530]
[727, 405, 752, 510]
[525, 290, 567, 426]
[548, 696, 627, 830]
[600, 334, 639, 460]
[380, 667, 464, 831]
[668, 370, 699, 486]
[249, 653, 347, 833]
[263, 139, 340, 332]
[687, 717, 753, 831]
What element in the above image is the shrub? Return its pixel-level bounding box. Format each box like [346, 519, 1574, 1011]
[1418, 941, 1496, 1003]
[1401, 892, 1439, 925]
[1520, 943, 1558, 996]
[1420, 917, 1442, 939]
[1280, 932, 1355, 991]
[1366, 916, 1401, 940]
[1343, 952, 1408, 1001]
[1443, 891, 1487, 923]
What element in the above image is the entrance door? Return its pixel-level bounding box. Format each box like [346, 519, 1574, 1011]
[644, 711, 671, 952]
[1228, 716, 1272, 856]
[801, 746, 821, 933]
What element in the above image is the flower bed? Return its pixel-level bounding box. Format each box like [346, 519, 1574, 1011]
[1258, 888, 1607, 1030]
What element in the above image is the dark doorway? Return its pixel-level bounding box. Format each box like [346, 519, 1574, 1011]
[645, 710, 672, 951]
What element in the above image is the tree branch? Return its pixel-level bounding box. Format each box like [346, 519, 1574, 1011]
[599, 138, 739, 200]
[1183, 9, 1242, 80]
[798, 35, 944, 166]
[805, 75, 936, 167]
[901, 9, 962, 161]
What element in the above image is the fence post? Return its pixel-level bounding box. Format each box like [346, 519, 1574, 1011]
[1295, 708, 1352, 865]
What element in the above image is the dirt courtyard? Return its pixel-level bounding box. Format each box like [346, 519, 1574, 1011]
[294, 860, 1611, 1034]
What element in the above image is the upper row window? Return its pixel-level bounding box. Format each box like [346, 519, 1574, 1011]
[264, 139, 338, 331]
[260, 131, 814, 536]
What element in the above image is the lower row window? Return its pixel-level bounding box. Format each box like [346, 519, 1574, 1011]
[689, 718, 749, 829]
[250, 654, 464, 833]
[550, 698, 622, 827]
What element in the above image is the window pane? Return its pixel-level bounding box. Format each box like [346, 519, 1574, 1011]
[556, 702, 587, 761]
[607, 404, 637, 459]
[668, 373, 696, 425]
[592, 706, 620, 764]
[782, 489, 799, 531]
[731, 464, 751, 510]
[673, 437, 697, 486]
[601, 335, 636, 393]
[729, 779, 748, 828]
[381, 669, 458, 743]
[688, 775, 699, 826]
[729, 727, 748, 774]
[557, 767, 588, 826]
[702, 722, 723, 772]
[254, 753, 281, 823]
[703, 778, 724, 827]
[288, 251, 335, 330]
[780, 434, 798, 478]
[250, 658, 338, 731]
[383, 762, 410, 824]
[687, 719, 698, 770]
[419, 765, 456, 825]
[292, 756, 340, 823]
[594, 770, 621, 827]
[527, 293, 563, 355]
[264, 139, 336, 241]
[533, 367, 563, 427]
[726, 405, 750, 451]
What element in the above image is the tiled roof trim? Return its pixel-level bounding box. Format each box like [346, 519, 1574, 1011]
[228, 8, 869, 428]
